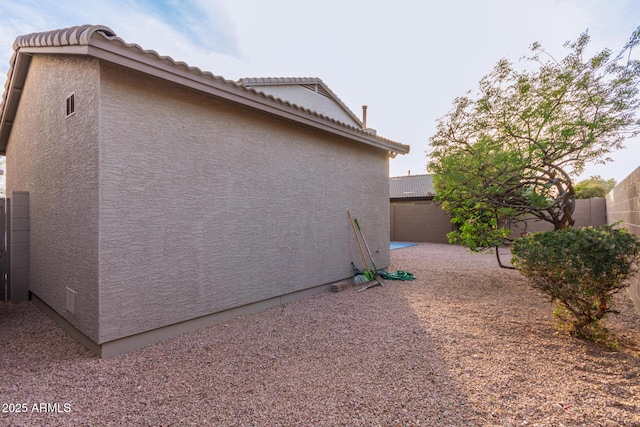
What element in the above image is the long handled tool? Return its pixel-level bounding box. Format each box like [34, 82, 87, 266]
[348, 211, 374, 282]
[348, 211, 381, 292]
[354, 217, 385, 287]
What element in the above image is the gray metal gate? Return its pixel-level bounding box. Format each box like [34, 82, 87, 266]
[0, 192, 30, 302]
[0, 198, 5, 301]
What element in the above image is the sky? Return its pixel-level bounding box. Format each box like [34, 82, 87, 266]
[0, 0, 639, 183]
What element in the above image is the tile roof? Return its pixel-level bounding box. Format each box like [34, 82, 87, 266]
[0, 25, 410, 156]
[389, 174, 436, 199]
[12, 24, 116, 48]
[238, 77, 363, 127]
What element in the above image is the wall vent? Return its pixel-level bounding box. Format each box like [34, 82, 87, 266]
[301, 84, 332, 100]
[65, 93, 75, 117]
[316, 85, 332, 99]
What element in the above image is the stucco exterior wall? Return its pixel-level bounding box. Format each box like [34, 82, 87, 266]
[5, 55, 101, 341]
[97, 62, 389, 343]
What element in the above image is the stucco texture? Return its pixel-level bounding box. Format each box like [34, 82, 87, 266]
[5, 55, 101, 341]
[97, 63, 390, 343]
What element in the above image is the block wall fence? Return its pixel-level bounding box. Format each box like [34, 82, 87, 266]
[606, 165, 640, 314]
[391, 198, 606, 243]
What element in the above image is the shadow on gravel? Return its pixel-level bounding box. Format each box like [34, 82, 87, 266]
[0, 274, 485, 426]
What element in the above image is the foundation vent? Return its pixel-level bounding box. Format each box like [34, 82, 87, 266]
[65, 287, 77, 314]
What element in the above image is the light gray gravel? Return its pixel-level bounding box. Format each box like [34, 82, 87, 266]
[1, 243, 640, 426]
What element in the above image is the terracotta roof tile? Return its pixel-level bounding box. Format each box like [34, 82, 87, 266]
[13, 24, 116, 48]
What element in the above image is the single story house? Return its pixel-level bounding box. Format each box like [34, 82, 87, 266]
[389, 174, 452, 243]
[0, 24, 409, 357]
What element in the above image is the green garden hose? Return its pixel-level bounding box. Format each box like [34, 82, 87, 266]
[379, 270, 416, 281]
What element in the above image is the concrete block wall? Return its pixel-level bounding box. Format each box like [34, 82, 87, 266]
[606, 166, 640, 234]
[509, 198, 607, 236]
[606, 165, 640, 314]
[573, 197, 607, 227]
[391, 198, 606, 244]
[390, 201, 452, 243]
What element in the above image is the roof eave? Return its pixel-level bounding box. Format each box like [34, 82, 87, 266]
[0, 52, 32, 154]
[390, 196, 435, 201]
[0, 29, 410, 156]
[87, 38, 409, 153]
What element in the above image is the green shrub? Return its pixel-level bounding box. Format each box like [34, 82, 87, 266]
[511, 225, 640, 342]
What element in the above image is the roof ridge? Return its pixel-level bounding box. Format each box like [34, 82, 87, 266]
[14, 24, 115, 49]
[238, 77, 322, 85]
[390, 173, 432, 178]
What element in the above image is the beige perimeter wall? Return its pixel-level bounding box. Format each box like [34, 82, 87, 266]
[390, 198, 606, 244]
[606, 165, 640, 314]
[390, 200, 452, 243]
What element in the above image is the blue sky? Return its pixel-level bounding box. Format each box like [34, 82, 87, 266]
[1, 0, 639, 182]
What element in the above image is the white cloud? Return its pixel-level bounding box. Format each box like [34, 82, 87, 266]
[0, 0, 239, 75]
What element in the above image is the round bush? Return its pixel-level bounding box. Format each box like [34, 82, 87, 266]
[511, 225, 640, 340]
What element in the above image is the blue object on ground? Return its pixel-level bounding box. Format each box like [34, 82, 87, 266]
[390, 242, 417, 250]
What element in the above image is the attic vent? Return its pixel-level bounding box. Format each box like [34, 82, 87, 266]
[301, 84, 332, 100]
[66, 93, 75, 117]
[316, 85, 331, 99]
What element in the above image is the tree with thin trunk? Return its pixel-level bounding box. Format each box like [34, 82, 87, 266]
[428, 27, 640, 258]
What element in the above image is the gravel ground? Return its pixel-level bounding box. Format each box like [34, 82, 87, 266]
[1, 243, 640, 426]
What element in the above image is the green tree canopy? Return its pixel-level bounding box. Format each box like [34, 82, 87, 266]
[574, 175, 616, 198]
[429, 28, 640, 251]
